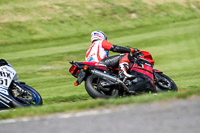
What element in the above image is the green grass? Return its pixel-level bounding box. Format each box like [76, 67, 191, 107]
[0, 0, 200, 120]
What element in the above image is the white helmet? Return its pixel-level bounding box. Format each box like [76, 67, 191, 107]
[91, 31, 107, 43]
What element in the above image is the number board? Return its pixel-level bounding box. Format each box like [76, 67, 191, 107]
[0, 66, 16, 89]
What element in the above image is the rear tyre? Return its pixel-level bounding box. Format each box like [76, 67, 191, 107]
[155, 73, 178, 92]
[85, 75, 119, 99]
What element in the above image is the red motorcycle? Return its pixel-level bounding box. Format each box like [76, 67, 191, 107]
[69, 51, 178, 98]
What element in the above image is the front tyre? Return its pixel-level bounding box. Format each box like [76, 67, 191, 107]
[155, 73, 178, 92]
[85, 75, 119, 99]
[10, 83, 43, 107]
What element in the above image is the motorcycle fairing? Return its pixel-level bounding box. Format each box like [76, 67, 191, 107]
[130, 58, 154, 87]
[0, 93, 12, 108]
[153, 69, 163, 73]
[0, 65, 17, 108]
[0, 65, 17, 90]
[139, 51, 155, 65]
[80, 61, 109, 71]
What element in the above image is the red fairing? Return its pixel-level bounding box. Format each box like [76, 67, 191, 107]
[81, 61, 97, 66]
[131, 63, 154, 80]
[153, 69, 163, 73]
[140, 51, 155, 65]
[131, 63, 154, 85]
[80, 61, 108, 71]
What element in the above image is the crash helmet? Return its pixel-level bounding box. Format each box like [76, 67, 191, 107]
[91, 31, 107, 43]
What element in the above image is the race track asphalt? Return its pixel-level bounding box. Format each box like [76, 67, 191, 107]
[0, 97, 200, 133]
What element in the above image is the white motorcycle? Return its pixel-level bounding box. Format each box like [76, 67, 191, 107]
[0, 59, 42, 108]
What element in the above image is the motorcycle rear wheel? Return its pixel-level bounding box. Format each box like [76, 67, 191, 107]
[85, 75, 119, 99]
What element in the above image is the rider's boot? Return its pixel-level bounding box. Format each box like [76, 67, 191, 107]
[118, 63, 135, 93]
[118, 63, 135, 79]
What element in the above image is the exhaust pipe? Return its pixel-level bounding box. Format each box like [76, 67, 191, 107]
[90, 69, 129, 92]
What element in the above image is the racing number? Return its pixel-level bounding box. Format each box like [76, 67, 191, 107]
[0, 78, 8, 86]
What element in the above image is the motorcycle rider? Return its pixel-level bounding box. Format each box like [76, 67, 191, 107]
[85, 31, 138, 83]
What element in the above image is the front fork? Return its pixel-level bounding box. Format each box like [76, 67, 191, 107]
[11, 81, 28, 97]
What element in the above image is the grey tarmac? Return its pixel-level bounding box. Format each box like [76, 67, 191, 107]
[0, 96, 200, 133]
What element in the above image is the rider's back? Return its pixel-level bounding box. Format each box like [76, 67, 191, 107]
[85, 40, 109, 62]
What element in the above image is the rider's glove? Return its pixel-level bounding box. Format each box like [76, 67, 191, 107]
[129, 48, 138, 57]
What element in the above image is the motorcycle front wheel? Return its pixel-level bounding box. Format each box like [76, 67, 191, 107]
[10, 82, 43, 108]
[85, 75, 119, 99]
[155, 73, 178, 92]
